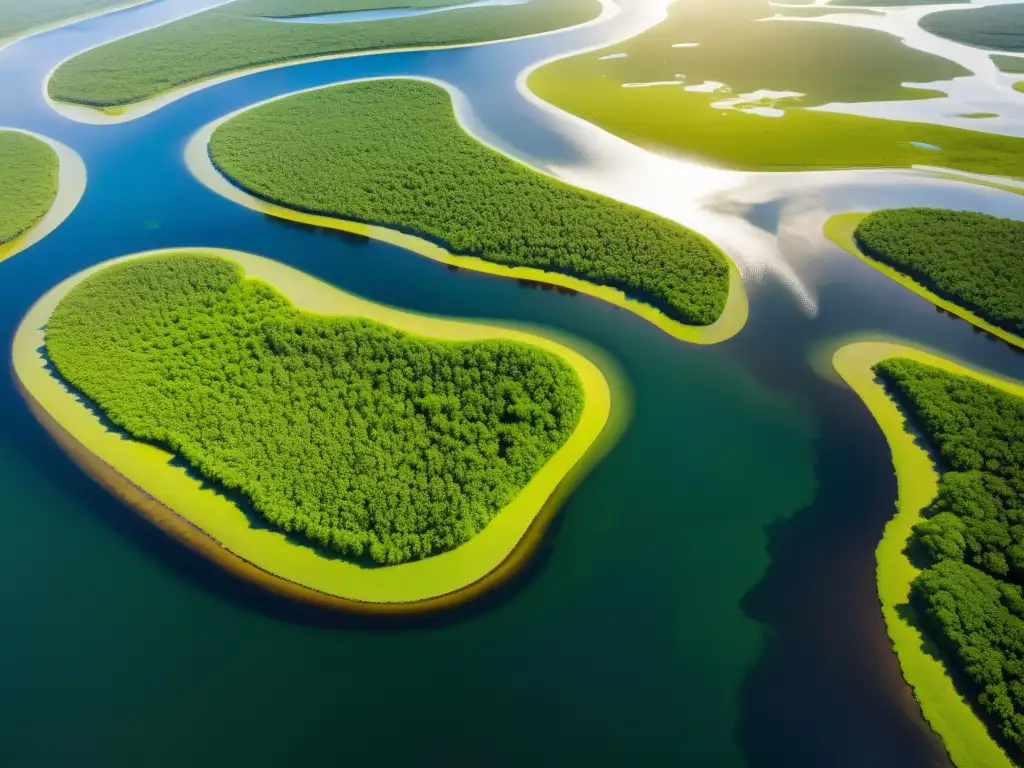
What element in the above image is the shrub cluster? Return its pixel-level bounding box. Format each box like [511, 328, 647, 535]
[0, 131, 58, 245]
[46, 253, 584, 564]
[855, 208, 1024, 336]
[210, 79, 730, 326]
[876, 357, 1024, 754]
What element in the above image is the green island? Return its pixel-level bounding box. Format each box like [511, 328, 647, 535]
[47, 0, 601, 110]
[833, 341, 1022, 768]
[200, 78, 740, 339]
[0, 0, 150, 44]
[823, 211, 1024, 350]
[15, 248, 618, 610]
[528, 0, 1024, 176]
[993, 55, 1024, 74]
[921, 3, 1024, 53]
[0, 130, 58, 246]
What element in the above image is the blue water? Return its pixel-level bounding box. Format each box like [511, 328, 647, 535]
[0, 3, 1023, 767]
[909, 141, 942, 151]
[261, 0, 530, 25]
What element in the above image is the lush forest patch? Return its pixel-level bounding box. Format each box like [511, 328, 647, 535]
[921, 3, 1024, 53]
[875, 357, 1024, 758]
[853, 208, 1023, 337]
[0, 0, 148, 41]
[46, 252, 585, 566]
[0, 131, 59, 245]
[208, 79, 730, 326]
[47, 0, 600, 107]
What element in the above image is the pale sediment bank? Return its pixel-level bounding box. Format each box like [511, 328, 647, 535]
[44, 0, 619, 125]
[14, 248, 626, 614]
[185, 105, 748, 346]
[832, 339, 1023, 768]
[0, 129, 86, 264]
[823, 212, 1023, 351]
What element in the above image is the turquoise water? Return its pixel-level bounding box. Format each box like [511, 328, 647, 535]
[0, 3, 1023, 766]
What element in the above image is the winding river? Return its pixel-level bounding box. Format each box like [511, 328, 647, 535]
[1, 1, 1023, 765]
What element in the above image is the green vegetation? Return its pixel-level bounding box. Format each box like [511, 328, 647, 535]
[830, 0, 965, 5]
[46, 252, 584, 565]
[993, 55, 1024, 74]
[209, 79, 730, 325]
[921, 3, 1024, 53]
[529, 0, 1024, 177]
[0, 0, 147, 41]
[1016, 80, 1024, 94]
[48, 0, 600, 107]
[0, 131, 58, 245]
[853, 208, 1023, 337]
[875, 357, 1024, 758]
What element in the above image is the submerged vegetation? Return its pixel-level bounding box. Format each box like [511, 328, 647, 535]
[46, 253, 585, 565]
[528, 0, 1024, 176]
[0, 131, 59, 245]
[875, 358, 1024, 757]
[0, 0, 146, 41]
[854, 209, 1024, 337]
[209, 79, 730, 326]
[921, 3, 1024, 53]
[48, 0, 600, 107]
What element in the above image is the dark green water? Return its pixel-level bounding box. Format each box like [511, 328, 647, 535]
[1, 3, 1023, 766]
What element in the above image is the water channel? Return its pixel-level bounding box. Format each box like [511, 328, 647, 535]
[1, 1, 1022, 765]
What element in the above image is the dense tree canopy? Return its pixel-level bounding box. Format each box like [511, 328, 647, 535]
[855, 208, 1024, 337]
[46, 253, 584, 565]
[47, 0, 600, 106]
[876, 357, 1024, 754]
[920, 3, 1024, 53]
[0, 131, 58, 245]
[210, 79, 730, 326]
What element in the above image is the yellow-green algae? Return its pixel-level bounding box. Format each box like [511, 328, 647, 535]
[833, 340, 1024, 768]
[14, 248, 624, 613]
[185, 111, 748, 346]
[823, 212, 1024, 351]
[0, 129, 86, 264]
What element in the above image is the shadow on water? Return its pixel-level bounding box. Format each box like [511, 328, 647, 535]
[32, 340, 569, 632]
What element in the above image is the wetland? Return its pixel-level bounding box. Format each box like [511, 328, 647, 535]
[2, 0, 1024, 766]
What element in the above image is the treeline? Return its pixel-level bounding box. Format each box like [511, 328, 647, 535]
[0, 0, 139, 40]
[46, 253, 584, 565]
[875, 357, 1024, 754]
[855, 208, 1024, 337]
[210, 79, 730, 326]
[920, 4, 1024, 53]
[0, 131, 58, 245]
[48, 0, 600, 106]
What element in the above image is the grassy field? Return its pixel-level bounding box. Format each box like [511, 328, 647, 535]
[529, 0, 1024, 177]
[0, 131, 59, 245]
[0, 0, 150, 42]
[15, 248, 617, 608]
[832, 340, 1019, 768]
[993, 54, 1024, 73]
[921, 3, 1024, 53]
[48, 0, 600, 107]
[208, 79, 732, 327]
